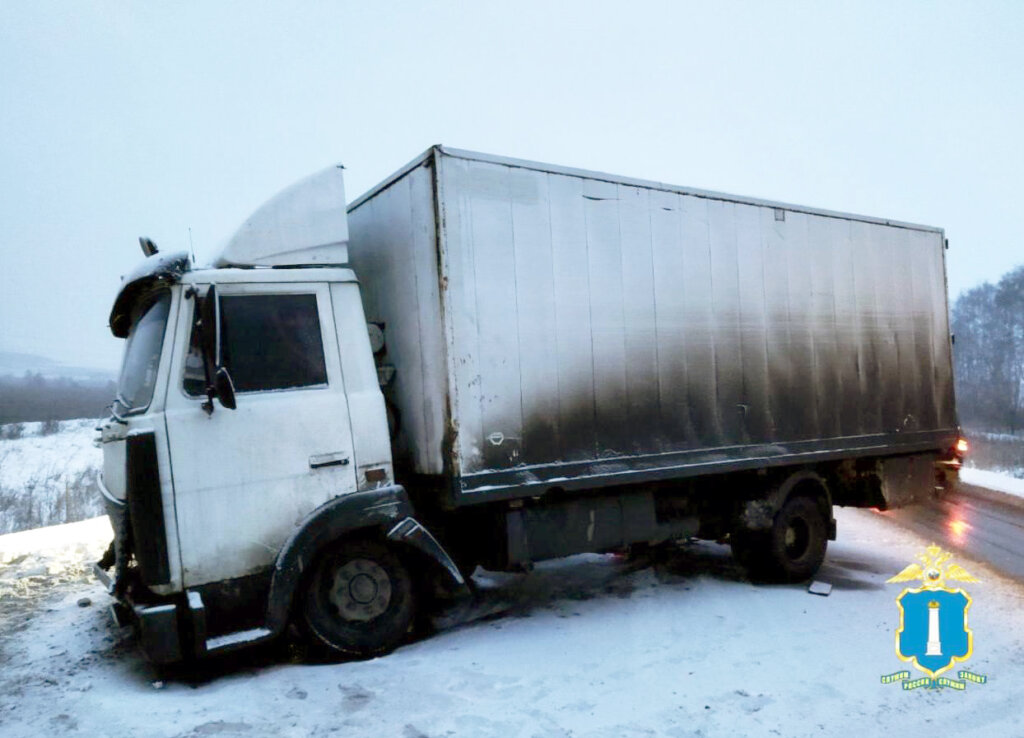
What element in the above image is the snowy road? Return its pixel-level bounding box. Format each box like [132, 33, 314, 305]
[1, 509, 1022, 738]
[876, 488, 1024, 582]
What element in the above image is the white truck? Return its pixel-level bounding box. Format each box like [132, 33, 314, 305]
[96, 146, 964, 663]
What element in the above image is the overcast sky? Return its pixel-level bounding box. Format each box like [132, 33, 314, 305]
[1, 1, 1022, 372]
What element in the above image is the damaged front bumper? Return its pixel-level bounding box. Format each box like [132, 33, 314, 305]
[95, 473, 184, 664]
[93, 559, 184, 665]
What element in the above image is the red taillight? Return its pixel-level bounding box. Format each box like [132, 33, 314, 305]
[955, 438, 969, 455]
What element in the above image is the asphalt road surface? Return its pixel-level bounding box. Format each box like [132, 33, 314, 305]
[876, 485, 1024, 582]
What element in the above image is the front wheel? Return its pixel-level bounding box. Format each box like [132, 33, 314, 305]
[731, 495, 828, 583]
[302, 538, 415, 659]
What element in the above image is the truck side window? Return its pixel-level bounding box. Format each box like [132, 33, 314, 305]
[183, 293, 328, 395]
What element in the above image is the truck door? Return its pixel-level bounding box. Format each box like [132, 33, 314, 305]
[163, 282, 358, 587]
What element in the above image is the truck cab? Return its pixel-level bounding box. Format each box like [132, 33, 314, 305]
[97, 167, 464, 663]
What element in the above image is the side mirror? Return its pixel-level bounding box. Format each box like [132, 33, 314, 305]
[214, 366, 236, 410]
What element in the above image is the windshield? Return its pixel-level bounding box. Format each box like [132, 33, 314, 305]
[115, 290, 171, 414]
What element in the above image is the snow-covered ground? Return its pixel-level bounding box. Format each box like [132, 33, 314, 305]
[961, 467, 1024, 500]
[1, 509, 1021, 738]
[0, 419, 103, 534]
[0, 420, 100, 493]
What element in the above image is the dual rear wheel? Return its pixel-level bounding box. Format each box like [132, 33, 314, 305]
[731, 495, 829, 583]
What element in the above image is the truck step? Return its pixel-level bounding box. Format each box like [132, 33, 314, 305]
[205, 627, 273, 653]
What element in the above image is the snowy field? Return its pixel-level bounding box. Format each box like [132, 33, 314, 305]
[1, 509, 1021, 738]
[0, 419, 103, 534]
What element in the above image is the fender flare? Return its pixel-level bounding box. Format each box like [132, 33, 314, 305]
[263, 485, 465, 635]
[385, 516, 466, 588]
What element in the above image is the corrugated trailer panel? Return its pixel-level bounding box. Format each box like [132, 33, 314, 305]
[546, 172, 596, 461]
[510, 169, 560, 465]
[348, 147, 957, 505]
[618, 185, 661, 453]
[676, 195, 720, 446]
[436, 150, 956, 498]
[346, 161, 448, 475]
[452, 158, 524, 472]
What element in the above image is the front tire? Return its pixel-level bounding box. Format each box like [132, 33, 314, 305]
[302, 538, 415, 659]
[732, 495, 828, 583]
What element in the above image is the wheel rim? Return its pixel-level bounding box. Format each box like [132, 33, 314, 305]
[327, 558, 392, 622]
[783, 517, 810, 560]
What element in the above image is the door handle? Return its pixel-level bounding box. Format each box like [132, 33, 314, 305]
[309, 452, 350, 469]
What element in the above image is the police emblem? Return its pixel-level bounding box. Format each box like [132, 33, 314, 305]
[881, 545, 987, 690]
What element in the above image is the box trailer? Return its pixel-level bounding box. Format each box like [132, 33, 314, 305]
[348, 146, 958, 501]
[95, 146, 963, 663]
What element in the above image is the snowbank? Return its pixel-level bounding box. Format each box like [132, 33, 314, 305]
[0, 509, 1021, 738]
[0, 517, 111, 605]
[961, 467, 1024, 500]
[0, 515, 111, 560]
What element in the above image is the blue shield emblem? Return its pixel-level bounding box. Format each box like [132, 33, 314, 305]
[895, 587, 972, 678]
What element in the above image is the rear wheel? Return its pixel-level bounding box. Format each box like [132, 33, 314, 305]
[302, 538, 415, 658]
[732, 495, 828, 583]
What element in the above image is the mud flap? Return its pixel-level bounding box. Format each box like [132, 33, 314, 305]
[879, 455, 937, 508]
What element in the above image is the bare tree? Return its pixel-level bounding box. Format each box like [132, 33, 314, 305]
[952, 265, 1024, 432]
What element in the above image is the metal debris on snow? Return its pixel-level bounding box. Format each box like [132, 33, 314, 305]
[807, 580, 832, 596]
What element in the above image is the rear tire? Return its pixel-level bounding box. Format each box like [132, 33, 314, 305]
[302, 538, 415, 659]
[732, 495, 828, 583]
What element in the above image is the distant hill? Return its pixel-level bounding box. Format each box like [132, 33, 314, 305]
[0, 351, 115, 384]
[0, 352, 116, 424]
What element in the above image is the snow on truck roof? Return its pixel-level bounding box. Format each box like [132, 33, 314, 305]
[109, 251, 191, 338]
[348, 145, 945, 235]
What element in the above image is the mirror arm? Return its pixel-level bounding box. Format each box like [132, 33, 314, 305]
[187, 287, 218, 415]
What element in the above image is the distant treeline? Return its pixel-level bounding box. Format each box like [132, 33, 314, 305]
[952, 265, 1024, 433]
[0, 373, 115, 425]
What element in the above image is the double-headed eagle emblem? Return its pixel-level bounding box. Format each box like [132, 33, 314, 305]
[886, 544, 979, 590]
